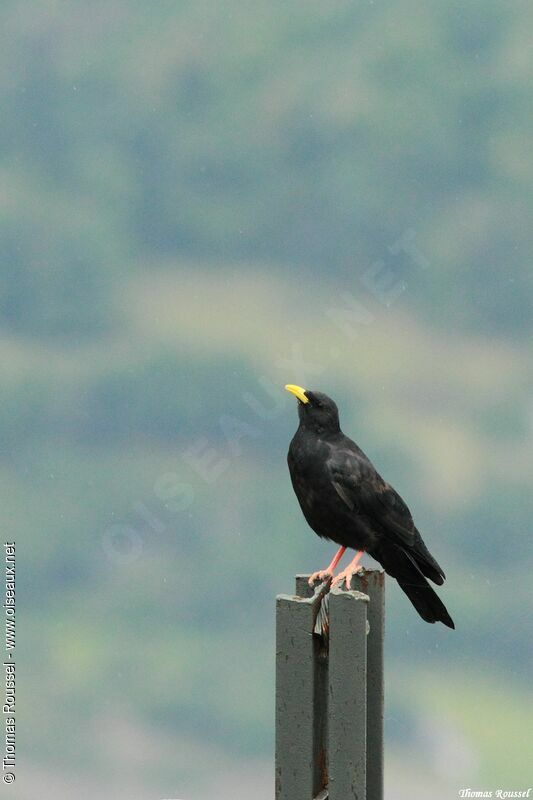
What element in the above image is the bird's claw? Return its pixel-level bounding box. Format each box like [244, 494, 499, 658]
[331, 565, 364, 589]
[307, 569, 333, 586]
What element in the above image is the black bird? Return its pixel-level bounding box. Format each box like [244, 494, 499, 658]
[285, 385, 454, 629]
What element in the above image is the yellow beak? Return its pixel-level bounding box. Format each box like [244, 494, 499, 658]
[285, 384, 309, 404]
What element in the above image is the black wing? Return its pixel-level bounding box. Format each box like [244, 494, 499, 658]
[326, 441, 445, 584]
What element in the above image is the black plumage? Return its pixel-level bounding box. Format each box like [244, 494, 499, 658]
[286, 386, 454, 629]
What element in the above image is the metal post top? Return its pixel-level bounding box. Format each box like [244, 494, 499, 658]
[276, 568, 385, 800]
[292, 568, 384, 596]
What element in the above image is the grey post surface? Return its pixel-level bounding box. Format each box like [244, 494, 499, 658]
[276, 570, 384, 800]
[328, 586, 369, 800]
[295, 574, 315, 599]
[276, 584, 329, 799]
[352, 569, 385, 800]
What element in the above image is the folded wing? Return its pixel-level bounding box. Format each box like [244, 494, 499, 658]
[326, 442, 445, 586]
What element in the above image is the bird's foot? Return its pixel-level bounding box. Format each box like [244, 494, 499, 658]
[308, 568, 334, 587]
[331, 564, 364, 590]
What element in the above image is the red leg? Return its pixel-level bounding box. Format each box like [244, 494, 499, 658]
[308, 545, 346, 586]
[331, 550, 364, 589]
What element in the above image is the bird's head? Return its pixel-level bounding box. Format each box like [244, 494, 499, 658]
[285, 385, 340, 434]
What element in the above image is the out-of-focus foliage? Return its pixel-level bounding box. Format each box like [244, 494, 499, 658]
[2, 0, 532, 340]
[1, 2, 531, 799]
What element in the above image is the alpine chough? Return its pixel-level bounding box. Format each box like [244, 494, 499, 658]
[285, 384, 454, 629]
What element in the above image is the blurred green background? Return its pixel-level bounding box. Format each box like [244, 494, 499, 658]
[2, 1, 532, 798]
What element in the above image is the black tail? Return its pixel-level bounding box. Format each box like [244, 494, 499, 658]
[411, 530, 446, 586]
[371, 542, 455, 629]
[397, 578, 455, 628]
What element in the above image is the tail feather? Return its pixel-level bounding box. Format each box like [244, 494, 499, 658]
[398, 579, 455, 629]
[371, 541, 454, 629]
[411, 530, 445, 585]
